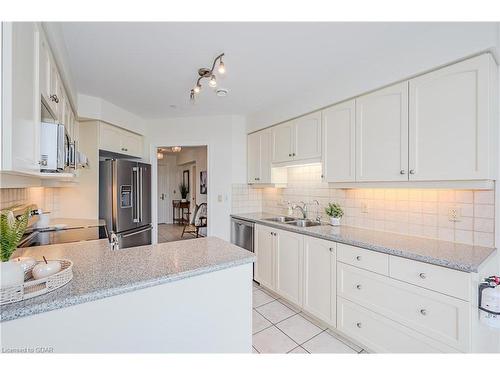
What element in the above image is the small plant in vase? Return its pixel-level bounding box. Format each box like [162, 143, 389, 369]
[179, 182, 189, 202]
[325, 202, 344, 226]
[1, 208, 30, 287]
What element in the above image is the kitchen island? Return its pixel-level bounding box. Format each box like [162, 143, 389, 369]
[1, 237, 255, 353]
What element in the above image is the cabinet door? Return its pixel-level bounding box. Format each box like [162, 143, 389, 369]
[255, 224, 275, 290]
[39, 35, 51, 106]
[121, 131, 143, 158]
[303, 236, 336, 326]
[99, 122, 123, 153]
[322, 100, 356, 182]
[247, 132, 260, 183]
[259, 130, 272, 183]
[409, 54, 494, 181]
[293, 111, 322, 161]
[275, 229, 303, 306]
[272, 121, 294, 163]
[356, 82, 409, 181]
[48, 57, 61, 117]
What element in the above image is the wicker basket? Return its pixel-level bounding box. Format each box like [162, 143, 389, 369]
[0, 259, 73, 305]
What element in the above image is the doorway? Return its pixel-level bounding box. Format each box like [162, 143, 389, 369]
[156, 145, 208, 243]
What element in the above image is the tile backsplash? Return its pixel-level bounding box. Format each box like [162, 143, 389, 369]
[0, 187, 61, 215]
[232, 164, 496, 247]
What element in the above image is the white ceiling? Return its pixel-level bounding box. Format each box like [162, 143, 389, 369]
[56, 22, 498, 120]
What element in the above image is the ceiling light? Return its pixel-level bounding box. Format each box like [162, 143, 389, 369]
[218, 59, 226, 75]
[208, 75, 217, 88]
[157, 152, 164, 160]
[216, 88, 229, 97]
[171, 146, 182, 153]
[189, 53, 227, 101]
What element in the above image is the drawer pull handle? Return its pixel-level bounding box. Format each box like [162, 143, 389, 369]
[356, 322, 362, 328]
[329, 247, 333, 252]
[419, 273, 426, 279]
[356, 284, 362, 290]
[420, 309, 427, 316]
[356, 256, 362, 261]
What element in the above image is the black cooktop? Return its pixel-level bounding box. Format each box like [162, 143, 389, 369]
[19, 226, 108, 248]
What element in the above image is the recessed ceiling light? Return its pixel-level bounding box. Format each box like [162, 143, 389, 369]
[169, 104, 177, 109]
[216, 88, 229, 97]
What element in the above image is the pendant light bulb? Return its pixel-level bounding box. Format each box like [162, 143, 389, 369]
[218, 60, 226, 75]
[208, 75, 217, 88]
[194, 84, 201, 94]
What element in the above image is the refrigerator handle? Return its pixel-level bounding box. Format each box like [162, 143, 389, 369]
[132, 167, 139, 223]
[139, 167, 143, 223]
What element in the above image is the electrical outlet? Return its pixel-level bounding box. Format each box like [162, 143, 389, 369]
[361, 202, 369, 213]
[448, 206, 461, 222]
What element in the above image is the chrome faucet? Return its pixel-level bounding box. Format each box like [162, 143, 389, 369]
[312, 199, 322, 223]
[293, 201, 308, 219]
[110, 232, 120, 250]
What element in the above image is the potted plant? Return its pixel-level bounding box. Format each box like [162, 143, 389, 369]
[1, 208, 30, 287]
[325, 202, 344, 226]
[179, 182, 189, 202]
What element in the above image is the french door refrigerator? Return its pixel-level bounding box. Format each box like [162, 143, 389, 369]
[99, 159, 152, 249]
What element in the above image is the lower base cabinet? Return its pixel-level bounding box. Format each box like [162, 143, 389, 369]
[302, 236, 336, 327]
[337, 297, 458, 353]
[275, 229, 303, 306]
[254, 225, 275, 290]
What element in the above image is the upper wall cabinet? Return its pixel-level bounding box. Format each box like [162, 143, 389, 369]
[355, 82, 409, 182]
[408, 54, 497, 181]
[322, 100, 356, 182]
[99, 122, 143, 158]
[247, 129, 272, 184]
[272, 112, 322, 165]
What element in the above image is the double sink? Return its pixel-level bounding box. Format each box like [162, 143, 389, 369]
[264, 216, 322, 227]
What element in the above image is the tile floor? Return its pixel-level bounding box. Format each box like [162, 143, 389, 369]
[252, 281, 366, 354]
[158, 224, 191, 243]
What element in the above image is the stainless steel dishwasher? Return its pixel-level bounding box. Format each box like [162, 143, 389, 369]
[230, 217, 255, 279]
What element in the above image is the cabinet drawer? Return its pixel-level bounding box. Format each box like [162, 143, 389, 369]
[337, 297, 457, 353]
[337, 243, 389, 275]
[337, 263, 470, 351]
[389, 256, 471, 301]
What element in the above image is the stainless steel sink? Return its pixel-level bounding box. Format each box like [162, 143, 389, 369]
[286, 219, 322, 227]
[264, 216, 296, 223]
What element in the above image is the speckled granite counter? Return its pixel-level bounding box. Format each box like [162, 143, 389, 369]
[1, 237, 255, 322]
[231, 212, 496, 273]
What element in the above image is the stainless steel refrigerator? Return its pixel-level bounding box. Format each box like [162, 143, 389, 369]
[99, 159, 152, 249]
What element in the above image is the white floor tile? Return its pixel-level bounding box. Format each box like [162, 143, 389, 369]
[253, 289, 275, 308]
[288, 346, 309, 354]
[255, 300, 296, 324]
[278, 298, 302, 313]
[276, 314, 323, 344]
[252, 326, 298, 354]
[302, 331, 357, 353]
[299, 312, 329, 330]
[253, 310, 272, 334]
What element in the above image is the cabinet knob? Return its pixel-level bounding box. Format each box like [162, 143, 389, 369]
[400, 169, 406, 175]
[356, 322, 362, 328]
[50, 94, 59, 103]
[256, 177, 260, 181]
[321, 174, 324, 179]
[409, 169, 416, 174]
[419, 273, 426, 279]
[329, 247, 333, 252]
[292, 153, 296, 156]
[356, 284, 362, 290]
[288, 153, 292, 157]
[420, 309, 427, 316]
[356, 255, 362, 261]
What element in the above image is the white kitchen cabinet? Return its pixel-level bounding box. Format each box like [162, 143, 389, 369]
[247, 129, 272, 184]
[322, 100, 356, 182]
[409, 54, 497, 181]
[356, 82, 409, 182]
[38, 34, 51, 108]
[99, 122, 143, 158]
[254, 224, 276, 290]
[272, 112, 322, 165]
[274, 228, 303, 306]
[302, 236, 336, 326]
[293, 112, 322, 161]
[1, 22, 40, 174]
[272, 121, 294, 163]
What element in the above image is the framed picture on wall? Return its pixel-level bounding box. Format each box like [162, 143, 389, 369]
[200, 170, 207, 194]
[183, 170, 190, 193]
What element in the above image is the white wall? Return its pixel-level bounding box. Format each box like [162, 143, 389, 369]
[247, 23, 500, 132]
[145, 115, 246, 242]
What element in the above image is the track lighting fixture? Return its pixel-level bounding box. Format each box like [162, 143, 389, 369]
[190, 53, 227, 101]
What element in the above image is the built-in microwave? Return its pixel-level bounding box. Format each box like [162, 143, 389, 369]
[40, 122, 76, 172]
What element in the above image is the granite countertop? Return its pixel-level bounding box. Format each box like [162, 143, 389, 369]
[231, 212, 496, 273]
[1, 237, 255, 322]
